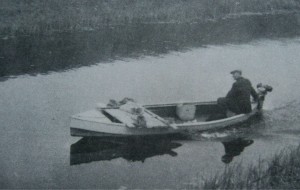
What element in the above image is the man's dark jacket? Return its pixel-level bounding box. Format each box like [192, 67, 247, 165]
[226, 77, 258, 114]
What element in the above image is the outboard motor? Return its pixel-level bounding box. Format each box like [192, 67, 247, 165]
[256, 83, 273, 109]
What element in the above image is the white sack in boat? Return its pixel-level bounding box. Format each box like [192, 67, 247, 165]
[176, 104, 196, 121]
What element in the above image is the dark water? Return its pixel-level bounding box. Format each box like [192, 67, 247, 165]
[1, 13, 300, 78]
[1, 13, 300, 188]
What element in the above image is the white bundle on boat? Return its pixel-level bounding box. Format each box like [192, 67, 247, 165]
[119, 101, 147, 128]
[176, 104, 196, 121]
[100, 98, 170, 128]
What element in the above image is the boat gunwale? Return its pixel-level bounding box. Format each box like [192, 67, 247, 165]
[143, 101, 217, 108]
[175, 113, 248, 127]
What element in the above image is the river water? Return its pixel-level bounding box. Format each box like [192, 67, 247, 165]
[1, 13, 300, 189]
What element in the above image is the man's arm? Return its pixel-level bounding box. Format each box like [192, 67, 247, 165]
[250, 85, 258, 101]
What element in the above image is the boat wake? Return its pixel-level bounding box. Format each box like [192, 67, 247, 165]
[187, 113, 265, 141]
[262, 100, 300, 131]
[193, 131, 229, 140]
[195, 100, 300, 141]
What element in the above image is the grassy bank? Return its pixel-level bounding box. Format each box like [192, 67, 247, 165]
[0, 0, 300, 34]
[187, 144, 300, 189]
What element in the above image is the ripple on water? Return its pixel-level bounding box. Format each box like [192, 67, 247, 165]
[263, 100, 300, 130]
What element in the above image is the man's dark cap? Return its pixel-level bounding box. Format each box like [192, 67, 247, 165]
[230, 70, 242, 74]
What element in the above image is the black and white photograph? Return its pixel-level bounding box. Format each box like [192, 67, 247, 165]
[0, 0, 300, 189]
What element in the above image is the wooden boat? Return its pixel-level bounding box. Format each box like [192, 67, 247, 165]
[70, 84, 272, 137]
[70, 100, 264, 137]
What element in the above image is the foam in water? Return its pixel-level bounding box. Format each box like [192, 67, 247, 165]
[200, 132, 229, 139]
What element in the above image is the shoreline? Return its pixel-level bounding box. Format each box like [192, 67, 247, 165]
[0, 0, 300, 35]
[0, 10, 299, 37]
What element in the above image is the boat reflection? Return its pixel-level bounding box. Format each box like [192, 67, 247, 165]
[221, 138, 254, 164]
[70, 137, 182, 165]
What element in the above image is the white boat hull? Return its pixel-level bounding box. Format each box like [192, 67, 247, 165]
[70, 117, 177, 137]
[70, 101, 261, 137]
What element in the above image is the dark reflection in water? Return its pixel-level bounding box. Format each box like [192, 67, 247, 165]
[1, 13, 300, 78]
[70, 137, 182, 165]
[221, 138, 254, 164]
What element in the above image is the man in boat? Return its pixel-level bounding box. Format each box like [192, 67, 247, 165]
[217, 70, 258, 116]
